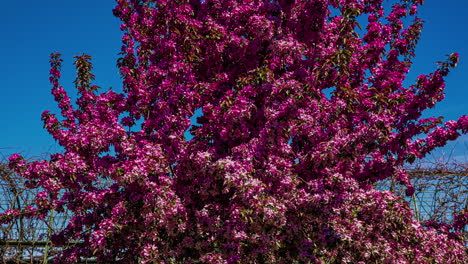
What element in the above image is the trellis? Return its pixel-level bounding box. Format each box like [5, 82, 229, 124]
[0, 164, 90, 264]
[1, 163, 467, 263]
[375, 163, 468, 242]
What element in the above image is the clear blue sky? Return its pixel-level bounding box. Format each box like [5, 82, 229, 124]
[1, 0, 467, 163]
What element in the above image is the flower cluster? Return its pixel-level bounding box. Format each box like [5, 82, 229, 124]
[2, 0, 468, 263]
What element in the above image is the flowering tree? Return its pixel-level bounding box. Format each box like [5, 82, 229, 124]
[2, 0, 468, 263]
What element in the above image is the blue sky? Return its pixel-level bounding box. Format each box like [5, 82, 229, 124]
[1, 0, 467, 163]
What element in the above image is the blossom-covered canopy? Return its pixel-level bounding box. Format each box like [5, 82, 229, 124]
[3, 0, 468, 263]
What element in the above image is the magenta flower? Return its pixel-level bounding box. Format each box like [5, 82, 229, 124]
[2, 0, 467, 263]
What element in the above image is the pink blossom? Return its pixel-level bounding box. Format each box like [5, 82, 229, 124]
[3, 0, 468, 263]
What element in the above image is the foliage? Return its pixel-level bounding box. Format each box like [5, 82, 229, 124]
[3, 0, 468, 263]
